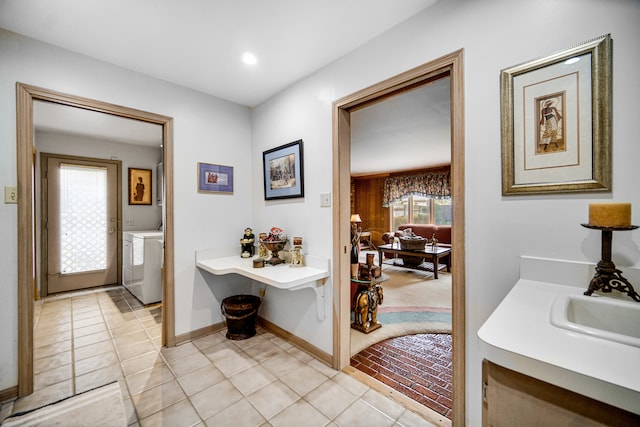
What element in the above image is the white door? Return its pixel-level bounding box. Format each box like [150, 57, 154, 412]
[46, 156, 118, 293]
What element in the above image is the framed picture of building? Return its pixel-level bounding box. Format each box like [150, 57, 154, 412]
[263, 139, 304, 200]
[500, 34, 612, 195]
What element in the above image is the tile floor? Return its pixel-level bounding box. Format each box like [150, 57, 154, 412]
[351, 334, 453, 419]
[1, 286, 439, 427]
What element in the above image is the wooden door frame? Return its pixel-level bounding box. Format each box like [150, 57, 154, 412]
[332, 50, 465, 425]
[16, 83, 176, 396]
[40, 153, 122, 297]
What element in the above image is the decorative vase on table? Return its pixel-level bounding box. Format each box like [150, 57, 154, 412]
[260, 227, 288, 265]
[350, 243, 359, 279]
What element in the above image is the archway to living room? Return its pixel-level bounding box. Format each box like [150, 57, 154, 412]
[332, 50, 465, 426]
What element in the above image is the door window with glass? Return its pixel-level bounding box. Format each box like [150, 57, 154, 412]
[44, 155, 119, 294]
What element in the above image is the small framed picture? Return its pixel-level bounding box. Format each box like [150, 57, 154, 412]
[263, 139, 304, 200]
[500, 34, 612, 195]
[128, 168, 152, 205]
[198, 162, 233, 194]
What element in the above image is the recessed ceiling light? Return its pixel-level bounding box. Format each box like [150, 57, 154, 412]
[242, 52, 257, 65]
[564, 57, 580, 65]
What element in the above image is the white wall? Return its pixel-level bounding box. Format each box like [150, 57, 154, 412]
[0, 29, 253, 389]
[250, 0, 640, 424]
[36, 131, 163, 232]
[2, 0, 639, 423]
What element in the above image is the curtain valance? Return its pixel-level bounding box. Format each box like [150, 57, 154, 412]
[382, 171, 451, 207]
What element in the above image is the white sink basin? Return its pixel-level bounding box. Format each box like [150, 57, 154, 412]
[550, 294, 640, 348]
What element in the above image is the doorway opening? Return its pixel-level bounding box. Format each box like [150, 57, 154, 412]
[333, 51, 465, 425]
[16, 83, 176, 397]
[349, 75, 453, 419]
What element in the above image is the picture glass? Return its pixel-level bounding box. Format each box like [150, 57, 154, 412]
[263, 140, 304, 200]
[128, 168, 152, 205]
[198, 163, 233, 194]
[501, 34, 611, 195]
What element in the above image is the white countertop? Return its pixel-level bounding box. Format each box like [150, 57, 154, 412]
[195, 250, 330, 320]
[478, 257, 640, 414]
[196, 254, 329, 291]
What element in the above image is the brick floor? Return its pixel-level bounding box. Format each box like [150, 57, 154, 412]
[350, 333, 452, 419]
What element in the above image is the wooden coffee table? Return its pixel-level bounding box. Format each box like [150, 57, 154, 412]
[377, 243, 451, 279]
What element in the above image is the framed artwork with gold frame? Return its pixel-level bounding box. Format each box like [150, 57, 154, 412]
[501, 34, 612, 195]
[128, 168, 152, 205]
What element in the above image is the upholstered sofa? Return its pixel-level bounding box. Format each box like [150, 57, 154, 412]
[381, 223, 451, 267]
[382, 223, 451, 247]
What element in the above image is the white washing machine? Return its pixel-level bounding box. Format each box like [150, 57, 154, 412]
[123, 231, 163, 304]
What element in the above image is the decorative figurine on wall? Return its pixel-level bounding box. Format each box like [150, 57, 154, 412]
[240, 227, 255, 258]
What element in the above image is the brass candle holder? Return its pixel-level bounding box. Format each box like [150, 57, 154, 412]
[581, 223, 640, 302]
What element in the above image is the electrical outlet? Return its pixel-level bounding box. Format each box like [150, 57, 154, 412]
[320, 192, 331, 207]
[125, 217, 134, 226]
[4, 186, 17, 204]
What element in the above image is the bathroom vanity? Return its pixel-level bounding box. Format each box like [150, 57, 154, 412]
[123, 231, 163, 304]
[478, 256, 640, 426]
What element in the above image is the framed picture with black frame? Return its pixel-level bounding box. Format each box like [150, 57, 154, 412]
[263, 139, 304, 200]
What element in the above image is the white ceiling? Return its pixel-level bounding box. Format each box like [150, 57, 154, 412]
[0, 0, 436, 107]
[351, 77, 451, 175]
[33, 101, 164, 146]
[5, 1, 450, 174]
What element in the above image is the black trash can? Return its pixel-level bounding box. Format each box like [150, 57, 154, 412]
[221, 295, 261, 340]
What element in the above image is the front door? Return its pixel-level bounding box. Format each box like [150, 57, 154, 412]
[45, 155, 119, 294]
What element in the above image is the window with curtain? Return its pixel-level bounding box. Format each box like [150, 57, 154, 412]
[384, 171, 452, 228]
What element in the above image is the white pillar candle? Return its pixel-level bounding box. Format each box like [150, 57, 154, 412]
[588, 203, 632, 227]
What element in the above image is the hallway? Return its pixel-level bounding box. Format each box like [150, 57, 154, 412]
[1, 286, 439, 426]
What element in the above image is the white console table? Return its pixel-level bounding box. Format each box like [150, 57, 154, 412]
[196, 250, 330, 320]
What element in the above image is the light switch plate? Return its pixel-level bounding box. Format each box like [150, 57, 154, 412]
[320, 192, 331, 207]
[4, 186, 17, 204]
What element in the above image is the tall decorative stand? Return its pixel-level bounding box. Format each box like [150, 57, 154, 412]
[581, 223, 640, 302]
[351, 274, 387, 334]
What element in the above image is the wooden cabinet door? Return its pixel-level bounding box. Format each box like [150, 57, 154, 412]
[482, 360, 640, 427]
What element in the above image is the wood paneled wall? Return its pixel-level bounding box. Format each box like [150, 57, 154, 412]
[352, 174, 389, 247]
[351, 166, 450, 247]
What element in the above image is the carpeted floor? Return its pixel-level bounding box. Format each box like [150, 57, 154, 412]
[350, 258, 452, 356]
